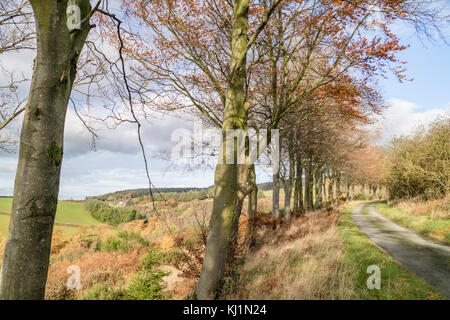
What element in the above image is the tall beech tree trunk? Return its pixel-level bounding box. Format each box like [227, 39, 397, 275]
[196, 0, 248, 299]
[293, 155, 303, 212]
[246, 164, 257, 243]
[283, 177, 292, 220]
[321, 173, 326, 205]
[309, 164, 314, 209]
[229, 164, 254, 259]
[293, 155, 299, 212]
[272, 128, 281, 218]
[0, 0, 92, 299]
[247, 164, 257, 217]
[304, 161, 313, 211]
[315, 168, 323, 209]
[346, 181, 351, 201]
[335, 172, 341, 205]
[272, 158, 280, 218]
[284, 142, 295, 220]
[328, 174, 334, 204]
[268, 19, 280, 219]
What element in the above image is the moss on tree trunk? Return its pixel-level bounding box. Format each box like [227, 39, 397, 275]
[195, 0, 249, 299]
[0, 0, 92, 299]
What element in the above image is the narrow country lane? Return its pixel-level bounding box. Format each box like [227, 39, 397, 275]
[353, 202, 450, 299]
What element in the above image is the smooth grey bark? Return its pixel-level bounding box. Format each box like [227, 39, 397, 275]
[229, 196, 244, 259]
[315, 168, 323, 209]
[229, 164, 254, 259]
[309, 164, 314, 209]
[293, 155, 303, 212]
[284, 181, 292, 219]
[314, 169, 318, 208]
[268, 13, 279, 220]
[293, 171, 299, 212]
[346, 181, 351, 201]
[245, 164, 257, 244]
[247, 164, 257, 217]
[196, 163, 238, 299]
[284, 146, 294, 220]
[272, 130, 281, 218]
[0, 0, 92, 299]
[335, 171, 341, 205]
[196, 0, 281, 298]
[321, 173, 326, 204]
[304, 161, 313, 211]
[195, 0, 249, 300]
[328, 174, 334, 204]
[272, 163, 280, 218]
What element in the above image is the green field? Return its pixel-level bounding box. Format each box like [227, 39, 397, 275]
[0, 198, 100, 238]
[0, 197, 13, 213]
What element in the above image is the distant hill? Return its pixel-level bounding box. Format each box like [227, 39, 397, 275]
[94, 181, 272, 202]
[93, 186, 215, 202]
[257, 181, 273, 191]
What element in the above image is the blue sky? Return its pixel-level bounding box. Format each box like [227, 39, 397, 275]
[379, 35, 450, 112]
[371, 23, 450, 145]
[0, 10, 449, 199]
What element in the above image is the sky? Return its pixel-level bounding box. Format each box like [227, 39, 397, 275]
[0, 7, 449, 199]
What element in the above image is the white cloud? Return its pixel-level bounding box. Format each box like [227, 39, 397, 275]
[0, 108, 215, 198]
[2, 106, 196, 156]
[0, 156, 19, 195]
[375, 98, 449, 145]
[58, 150, 214, 199]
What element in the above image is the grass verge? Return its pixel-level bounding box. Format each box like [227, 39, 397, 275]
[375, 201, 450, 245]
[338, 202, 443, 299]
[222, 210, 356, 299]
